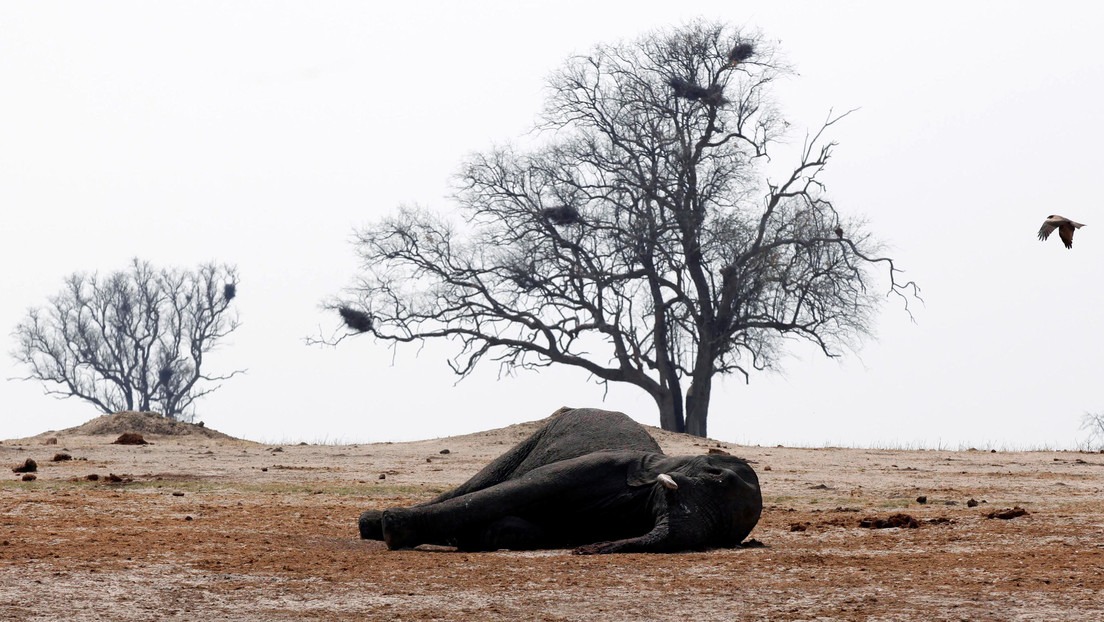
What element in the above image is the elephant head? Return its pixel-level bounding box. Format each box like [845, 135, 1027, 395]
[579, 453, 761, 554]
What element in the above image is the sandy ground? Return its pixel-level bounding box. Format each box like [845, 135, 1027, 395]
[2, 413, 1103, 621]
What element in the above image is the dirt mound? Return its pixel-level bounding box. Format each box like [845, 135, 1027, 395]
[61, 411, 238, 440]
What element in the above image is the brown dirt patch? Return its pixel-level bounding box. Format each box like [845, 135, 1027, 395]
[113, 432, 149, 445]
[2, 417, 1103, 620]
[858, 512, 920, 529]
[10, 458, 36, 473]
[987, 506, 1030, 520]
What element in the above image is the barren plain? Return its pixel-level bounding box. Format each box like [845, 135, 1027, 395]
[2, 411, 1102, 621]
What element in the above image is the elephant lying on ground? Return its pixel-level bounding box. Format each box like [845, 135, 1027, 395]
[358, 407, 762, 554]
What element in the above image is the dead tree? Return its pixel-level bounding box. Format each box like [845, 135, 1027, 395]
[331, 21, 918, 437]
[13, 259, 244, 421]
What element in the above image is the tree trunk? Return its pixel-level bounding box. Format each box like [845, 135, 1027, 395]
[684, 375, 712, 438]
[654, 389, 686, 434]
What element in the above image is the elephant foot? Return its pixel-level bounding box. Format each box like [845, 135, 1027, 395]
[358, 510, 384, 540]
[381, 509, 419, 550]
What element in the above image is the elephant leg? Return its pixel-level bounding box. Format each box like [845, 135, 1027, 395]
[456, 516, 553, 551]
[359, 424, 553, 540]
[358, 510, 384, 540]
[381, 507, 423, 549]
[381, 478, 551, 550]
[382, 455, 628, 550]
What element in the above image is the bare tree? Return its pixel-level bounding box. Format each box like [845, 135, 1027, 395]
[332, 21, 918, 437]
[1081, 412, 1104, 451]
[12, 259, 243, 421]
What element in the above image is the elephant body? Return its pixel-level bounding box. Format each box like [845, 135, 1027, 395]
[358, 407, 762, 554]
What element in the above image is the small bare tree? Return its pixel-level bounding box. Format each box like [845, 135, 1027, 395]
[1081, 412, 1104, 451]
[331, 21, 918, 437]
[12, 259, 243, 421]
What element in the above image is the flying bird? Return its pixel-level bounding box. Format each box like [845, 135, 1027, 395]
[1037, 215, 1085, 249]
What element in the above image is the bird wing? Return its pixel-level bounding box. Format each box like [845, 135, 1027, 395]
[1038, 220, 1057, 241]
[1059, 223, 1076, 248]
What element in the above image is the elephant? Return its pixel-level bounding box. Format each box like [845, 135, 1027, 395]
[357, 407, 762, 554]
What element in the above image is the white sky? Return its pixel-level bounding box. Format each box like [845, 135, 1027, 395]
[2, 1, 1101, 448]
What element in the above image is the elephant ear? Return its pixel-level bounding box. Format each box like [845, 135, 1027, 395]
[626, 454, 671, 488]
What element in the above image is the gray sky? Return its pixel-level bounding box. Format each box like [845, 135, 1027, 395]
[2, 1, 1101, 448]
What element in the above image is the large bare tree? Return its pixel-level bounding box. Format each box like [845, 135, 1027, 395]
[333, 22, 917, 437]
[13, 259, 243, 421]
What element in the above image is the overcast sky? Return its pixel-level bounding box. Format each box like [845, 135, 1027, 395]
[2, 1, 1101, 448]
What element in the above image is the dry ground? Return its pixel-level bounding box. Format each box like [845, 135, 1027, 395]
[2, 412, 1102, 621]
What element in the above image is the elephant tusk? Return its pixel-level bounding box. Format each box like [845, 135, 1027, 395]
[657, 473, 678, 490]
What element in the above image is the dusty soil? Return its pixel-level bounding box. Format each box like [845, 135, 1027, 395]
[2, 413, 1103, 621]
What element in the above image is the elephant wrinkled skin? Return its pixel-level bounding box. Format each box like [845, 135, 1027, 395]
[358, 407, 762, 554]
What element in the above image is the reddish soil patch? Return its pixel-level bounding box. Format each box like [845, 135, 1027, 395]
[859, 513, 920, 529]
[1, 418, 1103, 620]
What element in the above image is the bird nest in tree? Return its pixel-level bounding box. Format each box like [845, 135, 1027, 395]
[338, 306, 374, 332]
[668, 78, 727, 106]
[540, 205, 582, 226]
[507, 265, 541, 292]
[728, 42, 755, 65]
